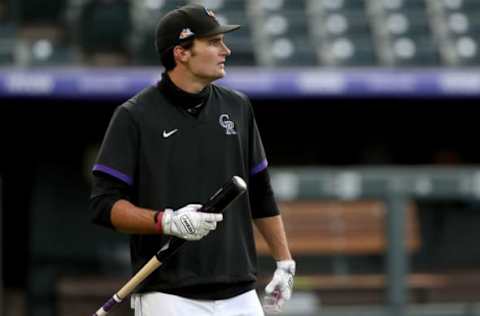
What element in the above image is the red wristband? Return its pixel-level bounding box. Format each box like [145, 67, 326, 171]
[154, 210, 164, 233]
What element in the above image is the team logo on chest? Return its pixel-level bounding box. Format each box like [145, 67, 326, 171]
[219, 114, 236, 135]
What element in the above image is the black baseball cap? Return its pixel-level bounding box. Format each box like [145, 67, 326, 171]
[155, 4, 240, 55]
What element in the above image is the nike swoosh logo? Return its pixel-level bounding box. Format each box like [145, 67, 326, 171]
[163, 129, 178, 138]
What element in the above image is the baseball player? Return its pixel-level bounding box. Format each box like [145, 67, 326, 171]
[90, 4, 295, 315]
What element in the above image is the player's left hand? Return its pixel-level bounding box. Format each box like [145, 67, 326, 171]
[263, 260, 296, 313]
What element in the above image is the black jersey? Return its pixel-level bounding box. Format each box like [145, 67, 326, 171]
[92, 82, 268, 298]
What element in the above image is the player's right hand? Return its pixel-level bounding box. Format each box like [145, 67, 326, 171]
[161, 204, 223, 240]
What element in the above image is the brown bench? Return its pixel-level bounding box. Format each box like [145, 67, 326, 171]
[255, 200, 421, 256]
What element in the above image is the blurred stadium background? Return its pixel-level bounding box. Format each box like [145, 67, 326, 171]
[1, 0, 480, 315]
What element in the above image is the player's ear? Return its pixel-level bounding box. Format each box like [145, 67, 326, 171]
[173, 45, 191, 63]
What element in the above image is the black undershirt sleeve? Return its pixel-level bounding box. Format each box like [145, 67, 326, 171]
[249, 168, 280, 219]
[89, 173, 131, 229]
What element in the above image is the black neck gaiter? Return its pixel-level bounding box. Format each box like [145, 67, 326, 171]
[157, 72, 210, 116]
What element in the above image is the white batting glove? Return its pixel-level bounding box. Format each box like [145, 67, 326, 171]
[263, 260, 296, 314]
[162, 204, 223, 240]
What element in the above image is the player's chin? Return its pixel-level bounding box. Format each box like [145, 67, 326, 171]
[217, 64, 226, 75]
[211, 69, 225, 80]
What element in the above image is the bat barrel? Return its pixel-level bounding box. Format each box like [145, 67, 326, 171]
[201, 176, 247, 213]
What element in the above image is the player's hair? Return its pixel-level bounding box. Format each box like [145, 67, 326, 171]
[161, 40, 195, 71]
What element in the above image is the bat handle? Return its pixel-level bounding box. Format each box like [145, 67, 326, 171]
[92, 294, 122, 316]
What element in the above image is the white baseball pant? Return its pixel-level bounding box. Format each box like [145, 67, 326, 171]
[131, 289, 265, 316]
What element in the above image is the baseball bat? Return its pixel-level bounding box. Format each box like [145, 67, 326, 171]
[92, 176, 247, 316]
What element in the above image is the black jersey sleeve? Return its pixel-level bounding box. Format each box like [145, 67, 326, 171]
[92, 104, 138, 186]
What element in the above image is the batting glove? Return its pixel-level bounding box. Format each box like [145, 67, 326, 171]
[161, 204, 223, 240]
[263, 260, 296, 313]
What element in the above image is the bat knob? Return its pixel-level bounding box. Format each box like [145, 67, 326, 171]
[232, 176, 247, 192]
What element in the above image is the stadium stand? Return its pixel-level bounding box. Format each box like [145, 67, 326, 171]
[0, 0, 478, 67]
[78, 0, 132, 65]
[368, 0, 440, 66]
[251, 0, 317, 66]
[428, 0, 480, 65]
[18, 0, 65, 25]
[0, 25, 15, 65]
[10, 0, 73, 66]
[309, 1, 377, 66]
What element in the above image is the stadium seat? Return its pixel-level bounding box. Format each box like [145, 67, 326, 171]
[326, 11, 371, 36]
[366, 0, 441, 66]
[428, 0, 480, 65]
[386, 13, 439, 66]
[258, 0, 308, 12]
[444, 11, 480, 65]
[79, 0, 132, 63]
[261, 11, 309, 37]
[380, 0, 427, 12]
[384, 11, 431, 36]
[253, 9, 318, 66]
[0, 26, 15, 65]
[452, 36, 480, 65]
[189, 0, 245, 12]
[320, 36, 377, 66]
[390, 35, 440, 66]
[18, 0, 65, 25]
[310, 5, 378, 66]
[441, 0, 480, 12]
[29, 41, 74, 66]
[309, 0, 366, 12]
[130, 31, 156, 65]
[269, 36, 317, 66]
[129, 0, 187, 24]
[157, 0, 188, 11]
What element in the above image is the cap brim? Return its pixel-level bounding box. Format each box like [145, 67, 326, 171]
[201, 24, 241, 37]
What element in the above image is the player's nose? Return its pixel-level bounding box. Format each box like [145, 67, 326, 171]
[220, 41, 231, 56]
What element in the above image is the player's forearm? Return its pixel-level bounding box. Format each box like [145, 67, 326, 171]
[254, 215, 292, 261]
[111, 199, 159, 234]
